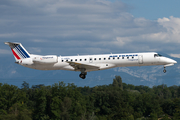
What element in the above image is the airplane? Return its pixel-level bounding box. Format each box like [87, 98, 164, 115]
[5, 42, 177, 79]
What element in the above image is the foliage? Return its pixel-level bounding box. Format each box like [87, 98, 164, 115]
[0, 76, 180, 119]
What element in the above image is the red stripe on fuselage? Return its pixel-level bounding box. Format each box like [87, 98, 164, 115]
[11, 48, 21, 60]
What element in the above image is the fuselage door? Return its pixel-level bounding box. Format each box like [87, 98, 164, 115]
[138, 55, 143, 64]
[89, 57, 93, 63]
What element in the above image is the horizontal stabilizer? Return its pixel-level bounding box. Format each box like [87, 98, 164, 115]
[5, 42, 21, 45]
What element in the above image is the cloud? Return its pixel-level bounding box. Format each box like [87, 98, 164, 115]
[169, 54, 180, 58]
[0, 0, 180, 56]
[32, 39, 49, 43]
[157, 16, 180, 43]
[28, 47, 41, 53]
[0, 33, 17, 38]
[0, 49, 11, 54]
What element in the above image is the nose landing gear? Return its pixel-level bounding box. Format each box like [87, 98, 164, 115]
[163, 67, 166, 73]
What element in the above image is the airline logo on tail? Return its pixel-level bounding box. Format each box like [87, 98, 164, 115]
[5, 42, 30, 60]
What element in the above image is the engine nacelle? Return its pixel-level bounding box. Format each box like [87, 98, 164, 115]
[33, 55, 58, 64]
[19, 58, 33, 65]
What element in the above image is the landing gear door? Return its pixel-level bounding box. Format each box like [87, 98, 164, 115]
[89, 57, 93, 63]
[138, 55, 143, 64]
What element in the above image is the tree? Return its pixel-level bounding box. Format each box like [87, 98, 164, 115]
[113, 76, 123, 90]
[60, 97, 72, 120]
[33, 86, 48, 119]
[0, 84, 19, 111]
[21, 81, 29, 90]
[149, 112, 158, 120]
[161, 99, 174, 116]
[173, 98, 180, 120]
[177, 86, 180, 98]
[161, 114, 171, 120]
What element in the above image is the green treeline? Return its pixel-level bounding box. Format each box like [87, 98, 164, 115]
[0, 76, 180, 120]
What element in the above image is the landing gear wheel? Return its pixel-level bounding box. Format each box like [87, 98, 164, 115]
[163, 66, 166, 73]
[163, 67, 166, 73]
[79, 73, 86, 79]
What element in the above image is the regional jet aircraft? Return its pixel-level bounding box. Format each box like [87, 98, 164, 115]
[5, 42, 177, 79]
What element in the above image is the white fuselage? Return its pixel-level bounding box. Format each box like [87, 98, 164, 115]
[5, 42, 177, 79]
[23, 52, 176, 72]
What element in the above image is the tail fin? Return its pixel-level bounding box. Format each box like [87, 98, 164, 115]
[5, 42, 31, 61]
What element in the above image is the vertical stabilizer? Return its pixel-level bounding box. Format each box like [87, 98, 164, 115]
[5, 42, 31, 62]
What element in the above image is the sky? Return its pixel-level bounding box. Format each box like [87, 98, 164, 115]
[1, 0, 180, 58]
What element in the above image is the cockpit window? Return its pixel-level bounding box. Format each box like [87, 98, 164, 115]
[158, 54, 162, 56]
[154, 54, 163, 57]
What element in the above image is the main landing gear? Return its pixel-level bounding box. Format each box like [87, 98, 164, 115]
[79, 68, 87, 79]
[163, 67, 166, 73]
[79, 72, 87, 79]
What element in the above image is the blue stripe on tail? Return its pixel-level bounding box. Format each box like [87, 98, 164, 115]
[16, 45, 27, 58]
[18, 45, 30, 58]
[12, 44, 25, 59]
[15, 45, 30, 58]
[14, 45, 26, 58]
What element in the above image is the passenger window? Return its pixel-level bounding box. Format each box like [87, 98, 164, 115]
[132, 57, 134, 59]
[127, 57, 129, 59]
[104, 58, 106, 60]
[99, 58, 101, 60]
[66, 60, 68, 61]
[62, 60, 64, 62]
[94, 58, 96, 60]
[80, 59, 82, 61]
[75, 59, 77, 61]
[108, 58, 110, 60]
[71, 59, 73, 62]
[84, 59, 86, 61]
[122, 57, 124, 59]
[117, 57, 119, 59]
[113, 57, 115, 60]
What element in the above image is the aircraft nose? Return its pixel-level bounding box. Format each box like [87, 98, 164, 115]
[172, 59, 177, 64]
[168, 58, 177, 64]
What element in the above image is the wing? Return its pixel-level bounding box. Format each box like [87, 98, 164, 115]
[67, 61, 99, 71]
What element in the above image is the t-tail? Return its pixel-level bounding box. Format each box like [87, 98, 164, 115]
[5, 42, 33, 65]
[5, 42, 58, 65]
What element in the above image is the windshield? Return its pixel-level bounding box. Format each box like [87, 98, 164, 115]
[158, 54, 162, 56]
[154, 54, 163, 57]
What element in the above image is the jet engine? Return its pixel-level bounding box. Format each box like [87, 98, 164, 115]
[33, 55, 58, 64]
[19, 58, 33, 65]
